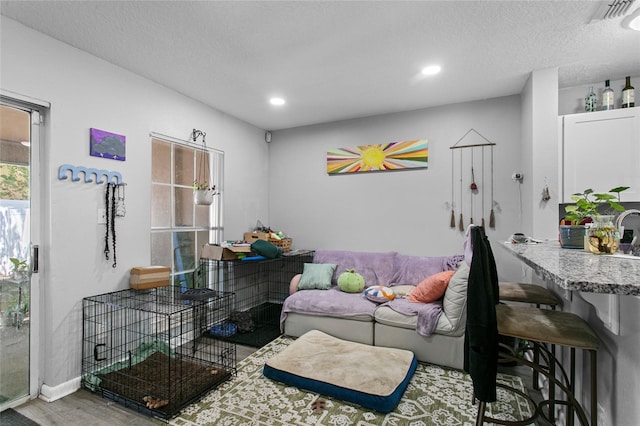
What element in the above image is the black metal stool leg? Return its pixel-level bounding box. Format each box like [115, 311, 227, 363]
[476, 400, 487, 426]
[569, 347, 575, 426]
[549, 351, 556, 423]
[591, 350, 598, 426]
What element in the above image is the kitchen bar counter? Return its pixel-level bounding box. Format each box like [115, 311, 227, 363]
[499, 241, 640, 296]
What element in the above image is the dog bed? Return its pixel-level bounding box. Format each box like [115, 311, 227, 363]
[262, 329, 417, 413]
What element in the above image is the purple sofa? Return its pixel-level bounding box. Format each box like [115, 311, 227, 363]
[281, 250, 470, 370]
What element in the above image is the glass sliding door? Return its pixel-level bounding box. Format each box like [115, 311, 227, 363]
[0, 102, 35, 409]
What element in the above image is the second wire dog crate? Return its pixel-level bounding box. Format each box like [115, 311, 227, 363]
[197, 251, 314, 339]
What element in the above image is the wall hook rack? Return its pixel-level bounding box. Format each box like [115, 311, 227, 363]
[58, 164, 124, 185]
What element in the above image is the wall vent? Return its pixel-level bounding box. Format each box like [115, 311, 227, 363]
[590, 0, 636, 22]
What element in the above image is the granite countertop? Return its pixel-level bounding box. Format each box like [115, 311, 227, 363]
[499, 241, 640, 296]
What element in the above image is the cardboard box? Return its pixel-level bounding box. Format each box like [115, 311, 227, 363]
[130, 266, 170, 290]
[244, 232, 270, 243]
[130, 279, 170, 290]
[201, 244, 253, 260]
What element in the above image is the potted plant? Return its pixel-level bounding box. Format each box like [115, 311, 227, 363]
[193, 180, 217, 206]
[561, 186, 629, 253]
[9, 257, 29, 280]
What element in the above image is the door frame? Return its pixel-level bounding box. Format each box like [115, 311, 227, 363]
[1, 90, 49, 402]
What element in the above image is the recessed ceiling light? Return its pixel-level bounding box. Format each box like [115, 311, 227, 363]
[421, 65, 441, 76]
[270, 97, 286, 106]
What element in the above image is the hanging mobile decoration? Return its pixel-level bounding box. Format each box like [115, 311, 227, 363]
[450, 150, 456, 228]
[458, 151, 464, 231]
[104, 182, 118, 268]
[469, 149, 473, 225]
[489, 145, 496, 229]
[449, 128, 497, 231]
[481, 146, 486, 228]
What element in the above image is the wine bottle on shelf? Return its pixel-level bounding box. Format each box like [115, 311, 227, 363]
[602, 80, 615, 110]
[585, 86, 596, 112]
[622, 76, 635, 108]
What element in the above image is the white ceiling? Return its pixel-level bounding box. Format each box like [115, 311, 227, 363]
[1, 1, 639, 131]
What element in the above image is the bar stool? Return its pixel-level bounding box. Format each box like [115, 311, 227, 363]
[483, 304, 600, 426]
[465, 227, 599, 426]
[498, 282, 561, 391]
[498, 282, 561, 309]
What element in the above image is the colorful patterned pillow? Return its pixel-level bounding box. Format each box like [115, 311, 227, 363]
[409, 270, 455, 303]
[364, 285, 395, 303]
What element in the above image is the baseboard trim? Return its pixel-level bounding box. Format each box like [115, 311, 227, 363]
[39, 377, 81, 402]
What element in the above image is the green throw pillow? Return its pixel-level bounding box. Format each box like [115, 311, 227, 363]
[297, 263, 337, 290]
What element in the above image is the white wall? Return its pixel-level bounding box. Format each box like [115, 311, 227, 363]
[1, 17, 269, 392]
[268, 95, 524, 278]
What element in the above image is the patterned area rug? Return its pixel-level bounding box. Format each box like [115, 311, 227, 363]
[170, 336, 535, 425]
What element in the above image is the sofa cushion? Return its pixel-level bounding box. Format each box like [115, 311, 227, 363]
[409, 270, 455, 303]
[298, 263, 337, 290]
[390, 254, 461, 286]
[313, 250, 397, 287]
[280, 287, 378, 331]
[435, 261, 469, 336]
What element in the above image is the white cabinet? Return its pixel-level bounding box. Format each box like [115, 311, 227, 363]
[561, 107, 640, 202]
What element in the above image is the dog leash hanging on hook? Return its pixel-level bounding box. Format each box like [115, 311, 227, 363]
[104, 183, 117, 268]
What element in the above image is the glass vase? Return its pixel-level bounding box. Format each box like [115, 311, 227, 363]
[586, 215, 620, 254]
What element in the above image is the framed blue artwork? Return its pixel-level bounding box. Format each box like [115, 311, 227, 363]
[90, 128, 126, 161]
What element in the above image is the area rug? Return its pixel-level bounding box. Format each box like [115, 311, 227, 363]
[169, 336, 535, 425]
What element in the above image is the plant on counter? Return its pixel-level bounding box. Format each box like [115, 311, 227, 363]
[562, 186, 629, 225]
[559, 186, 629, 251]
[562, 186, 629, 254]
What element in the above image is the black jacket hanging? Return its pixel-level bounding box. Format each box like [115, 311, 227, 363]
[464, 225, 499, 402]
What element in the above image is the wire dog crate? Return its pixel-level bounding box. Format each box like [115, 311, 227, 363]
[197, 250, 314, 346]
[82, 287, 235, 420]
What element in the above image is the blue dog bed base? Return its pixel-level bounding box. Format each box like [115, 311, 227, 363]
[263, 330, 417, 413]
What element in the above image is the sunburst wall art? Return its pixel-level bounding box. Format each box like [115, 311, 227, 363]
[326, 139, 428, 175]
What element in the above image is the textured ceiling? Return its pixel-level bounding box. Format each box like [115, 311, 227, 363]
[1, 1, 639, 130]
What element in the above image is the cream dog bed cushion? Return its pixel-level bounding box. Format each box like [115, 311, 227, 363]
[263, 329, 417, 413]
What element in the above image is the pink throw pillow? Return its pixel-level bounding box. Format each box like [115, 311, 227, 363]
[289, 274, 302, 294]
[409, 270, 456, 303]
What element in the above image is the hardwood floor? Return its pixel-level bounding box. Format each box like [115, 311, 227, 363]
[12, 344, 257, 426]
[12, 344, 548, 426]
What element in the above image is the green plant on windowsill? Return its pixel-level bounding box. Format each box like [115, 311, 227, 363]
[8, 257, 29, 281]
[9, 257, 28, 272]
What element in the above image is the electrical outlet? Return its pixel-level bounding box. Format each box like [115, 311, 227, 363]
[97, 208, 106, 224]
[511, 172, 524, 181]
[598, 403, 605, 426]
